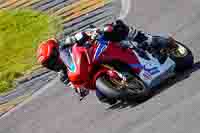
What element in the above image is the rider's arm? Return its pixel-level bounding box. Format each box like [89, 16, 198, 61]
[129, 28, 152, 44]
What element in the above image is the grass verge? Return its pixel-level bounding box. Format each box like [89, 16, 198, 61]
[0, 9, 61, 93]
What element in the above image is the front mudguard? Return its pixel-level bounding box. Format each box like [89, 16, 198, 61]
[92, 66, 123, 98]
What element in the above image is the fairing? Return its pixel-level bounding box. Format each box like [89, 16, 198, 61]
[66, 37, 142, 89]
[66, 36, 176, 90]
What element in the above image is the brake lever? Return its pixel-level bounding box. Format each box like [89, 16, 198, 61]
[75, 88, 90, 101]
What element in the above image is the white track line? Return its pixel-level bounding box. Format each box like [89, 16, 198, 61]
[0, 78, 59, 119]
[118, 0, 131, 19]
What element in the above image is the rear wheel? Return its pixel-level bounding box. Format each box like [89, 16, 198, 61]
[169, 41, 194, 71]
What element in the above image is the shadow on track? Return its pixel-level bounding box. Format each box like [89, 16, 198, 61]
[106, 61, 200, 110]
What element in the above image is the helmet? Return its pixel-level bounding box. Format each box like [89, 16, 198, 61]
[103, 24, 114, 33]
[37, 38, 63, 71]
[103, 24, 115, 41]
[103, 20, 130, 41]
[113, 20, 130, 41]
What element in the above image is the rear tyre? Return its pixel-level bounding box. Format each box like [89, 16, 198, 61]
[170, 41, 194, 71]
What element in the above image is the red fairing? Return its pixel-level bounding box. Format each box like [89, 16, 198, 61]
[67, 45, 92, 88]
[67, 41, 141, 90]
[98, 42, 141, 73]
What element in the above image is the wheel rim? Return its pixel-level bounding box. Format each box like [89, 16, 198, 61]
[171, 43, 188, 58]
[102, 75, 146, 95]
[126, 78, 146, 95]
[101, 75, 121, 89]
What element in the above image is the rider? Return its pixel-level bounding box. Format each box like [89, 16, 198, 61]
[37, 20, 166, 104]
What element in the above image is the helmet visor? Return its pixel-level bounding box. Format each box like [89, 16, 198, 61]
[44, 48, 60, 71]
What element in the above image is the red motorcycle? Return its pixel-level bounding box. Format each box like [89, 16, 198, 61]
[64, 34, 193, 104]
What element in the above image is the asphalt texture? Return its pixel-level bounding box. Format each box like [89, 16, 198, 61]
[1, 0, 200, 133]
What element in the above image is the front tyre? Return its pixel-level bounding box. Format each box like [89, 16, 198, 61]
[96, 74, 150, 103]
[96, 88, 117, 105]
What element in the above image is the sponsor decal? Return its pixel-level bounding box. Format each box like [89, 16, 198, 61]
[68, 63, 76, 72]
[130, 63, 160, 75]
[142, 71, 152, 80]
[94, 36, 108, 60]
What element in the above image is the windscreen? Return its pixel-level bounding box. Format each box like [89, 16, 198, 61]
[59, 48, 76, 72]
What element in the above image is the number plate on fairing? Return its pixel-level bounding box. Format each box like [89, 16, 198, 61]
[134, 52, 176, 88]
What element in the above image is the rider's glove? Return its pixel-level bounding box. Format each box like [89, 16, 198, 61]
[91, 30, 99, 40]
[145, 34, 153, 45]
[59, 36, 75, 50]
[65, 36, 76, 45]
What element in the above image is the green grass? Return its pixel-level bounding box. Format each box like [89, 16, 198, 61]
[0, 9, 61, 93]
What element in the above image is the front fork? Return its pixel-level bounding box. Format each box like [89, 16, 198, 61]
[73, 66, 130, 101]
[100, 65, 130, 90]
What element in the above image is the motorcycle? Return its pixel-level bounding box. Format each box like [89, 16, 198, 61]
[63, 33, 194, 104]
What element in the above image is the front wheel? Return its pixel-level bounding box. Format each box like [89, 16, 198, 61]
[169, 41, 194, 71]
[96, 74, 150, 103]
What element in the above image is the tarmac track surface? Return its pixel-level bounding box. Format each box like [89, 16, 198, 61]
[1, 0, 200, 133]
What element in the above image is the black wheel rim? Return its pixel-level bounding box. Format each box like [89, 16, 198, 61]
[102, 75, 146, 95]
[126, 78, 146, 95]
[171, 42, 188, 58]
